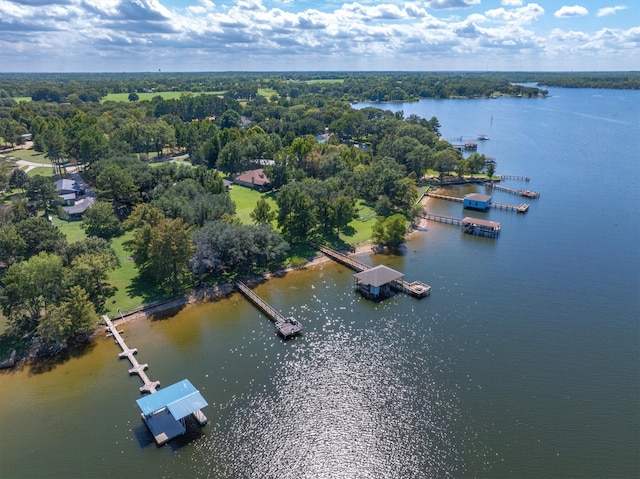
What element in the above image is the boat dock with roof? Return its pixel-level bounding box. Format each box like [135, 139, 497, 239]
[235, 280, 302, 338]
[102, 314, 208, 445]
[427, 191, 529, 213]
[311, 244, 431, 299]
[420, 213, 501, 238]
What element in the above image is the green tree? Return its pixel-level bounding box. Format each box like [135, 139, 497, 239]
[25, 175, 58, 212]
[15, 216, 67, 258]
[276, 183, 317, 243]
[128, 92, 139, 102]
[95, 165, 139, 218]
[250, 197, 276, 225]
[0, 223, 27, 266]
[82, 201, 122, 239]
[127, 216, 193, 292]
[67, 252, 120, 308]
[1, 252, 65, 334]
[9, 168, 29, 191]
[372, 214, 407, 248]
[486, 163, 496, 179]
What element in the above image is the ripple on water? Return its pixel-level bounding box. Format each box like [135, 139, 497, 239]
[194, 304, 464, 479]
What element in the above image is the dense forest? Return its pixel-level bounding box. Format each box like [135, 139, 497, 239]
[1, 70, 631, 358]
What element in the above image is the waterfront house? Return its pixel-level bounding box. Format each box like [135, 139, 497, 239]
[463, 193, 492, 211]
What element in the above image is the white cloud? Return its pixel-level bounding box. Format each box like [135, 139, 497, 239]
[485, 3, 544, 25]
[554, 5, 589, 18]
[0, 0, 636, 71]
[596, 5, 627, 17]
[425, 0, 480, 9]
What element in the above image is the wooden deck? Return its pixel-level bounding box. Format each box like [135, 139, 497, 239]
[420, 213, 502, 239]
[103, 315, 160, 394]
[487, 182, 540, 199]
[235, 281, 302, 338]
[499, 175, 530, 181]
[428, 191, 528, 213]
[311, 244, 431, 299]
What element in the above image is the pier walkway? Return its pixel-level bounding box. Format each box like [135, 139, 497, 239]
[103, 315, 160, 394]
[487, 182, 540, 199]
[311, 244, 431, 298]
[499, 174, 530, 181]
[235, 281, 302, 338]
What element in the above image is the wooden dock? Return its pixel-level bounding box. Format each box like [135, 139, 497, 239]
[234, 281, 302, 338]
[426, 192, 464, 203]
[487, 182, 540, 199]
[103, 315, 160, 394]
[420, 213, 501, 238]
[427, 191, 528, 213]
[499, 175, 530, 181]
[311, 244, 431, 298]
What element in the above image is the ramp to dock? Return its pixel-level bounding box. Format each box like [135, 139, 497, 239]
[235, 281, 302, 338]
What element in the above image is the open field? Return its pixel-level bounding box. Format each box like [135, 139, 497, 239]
[257, 88, 277, 98]
[101, 91, 224, 102]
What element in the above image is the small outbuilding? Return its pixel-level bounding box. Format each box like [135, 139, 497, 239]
[353, 265, 404, 300]
[463, 193, 492, 211]
[136, 378, 208, 446]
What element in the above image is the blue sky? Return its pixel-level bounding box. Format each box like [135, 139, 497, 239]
[1, 0, 637, 72]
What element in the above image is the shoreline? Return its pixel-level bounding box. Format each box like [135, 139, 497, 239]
[104, 194, 433, 331]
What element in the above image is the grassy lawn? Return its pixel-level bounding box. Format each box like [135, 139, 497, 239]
[27, 167, 55, 177]
[13, 97, 31, 102]
[229, 186, 277, 224]
[104, 231, 164, 316]
[5, 148, 50, 164]
[52, 217, 87, 243]
[101, 91, 224, 103]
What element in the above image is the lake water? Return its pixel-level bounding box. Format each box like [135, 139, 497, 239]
[1, 88, 638, 478]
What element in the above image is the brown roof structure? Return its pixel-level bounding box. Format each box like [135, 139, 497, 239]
[353, 265, 404, 287]
[233, 168, 270, 188]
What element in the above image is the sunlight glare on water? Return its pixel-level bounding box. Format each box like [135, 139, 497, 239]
[190, 284, 463, 479]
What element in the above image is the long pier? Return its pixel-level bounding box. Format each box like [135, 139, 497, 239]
[235, 281, 302, 338]
[103, 315, 160, 394]
[311, 244, 431, 298]
[487, 182, 540, 199]
[426, 192, 464, 203]
[421, 213, 463, 226]
[499, 174, 530, 181]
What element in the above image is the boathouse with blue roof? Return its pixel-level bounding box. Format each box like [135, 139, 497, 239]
[136, 378, 208, 446]
[463, 193, 492, 211]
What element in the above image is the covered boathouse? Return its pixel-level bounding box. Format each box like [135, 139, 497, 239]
[462, 217, 501, 238]
[354, 264, 404, 300]
[463, 193, 492, 211]
[136, 379, 208, 446]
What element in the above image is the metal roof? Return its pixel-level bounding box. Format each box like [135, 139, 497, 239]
[464, 193, 492, 203]
[136, 379, 208, 420]
[353, 265, 403, 287]
[462, 217, 501, 228]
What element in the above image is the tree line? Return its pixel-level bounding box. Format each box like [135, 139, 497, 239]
[1, 76, 499, 355]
